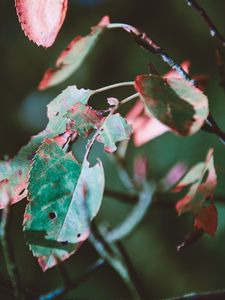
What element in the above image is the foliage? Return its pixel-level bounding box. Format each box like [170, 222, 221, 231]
[1, 1, 225, 299]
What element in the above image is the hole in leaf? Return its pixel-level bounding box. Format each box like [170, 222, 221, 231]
[60, 241, 68, 246]
[19, 188, 25, 196]
[77, 233, 81, 238]
[55, 112, 59, 116]
[48, 212, 57, 220]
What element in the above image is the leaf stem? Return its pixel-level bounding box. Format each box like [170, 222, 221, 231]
[93, 81, 134, 94]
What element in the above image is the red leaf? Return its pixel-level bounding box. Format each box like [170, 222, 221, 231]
[15, 0, 68, 48]
[194, 203, 218, 236]
[175, 149, 217, 215]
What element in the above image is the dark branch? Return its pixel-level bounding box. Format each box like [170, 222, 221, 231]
[104, 189, 138, 204]
[116, 241, 148, 299]
[39, 258, 105, 300]
[168, 289, 225, 300]
[216, 49, 225, 92]
[0, 205, 23, 299]
[120, 24, 225, 145]
[185, 0, 225, 47]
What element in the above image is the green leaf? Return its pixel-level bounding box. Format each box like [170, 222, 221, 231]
[0, 86, 92, 208]
[134, 74, 209, 136]
[38, 16, 110, 90]
[64, 102, 102, 137]
[174, 149, 217, 215]
[97, 113, 132, 153]
[24, 138, 105, 271]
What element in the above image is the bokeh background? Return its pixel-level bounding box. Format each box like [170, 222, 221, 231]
[0, 0, 225, 299]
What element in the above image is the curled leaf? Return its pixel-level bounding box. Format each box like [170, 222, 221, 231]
[39, 16, 110, 90]
[174, 149, 217, 216]
[15, 0, 68, 47]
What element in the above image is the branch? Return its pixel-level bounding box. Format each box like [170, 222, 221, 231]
[89, 224, 141, 300]
[216, 49, 225, 92]
[0, 203, 23, 299]
[116, 241, 148, 299]
[107, 22, 225, 145]
[168, 289, 225, 300]
[39, 258, 105, 300]
[104, 189, 138, 204]
[105, 182, 155, 242]
[185, 0, 225, 47]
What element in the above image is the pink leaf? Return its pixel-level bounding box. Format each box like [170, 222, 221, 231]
[15, 0, 68, 48]
[126, 101, 169, 146]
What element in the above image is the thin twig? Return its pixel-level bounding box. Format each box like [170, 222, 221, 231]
[168, 289, 225, 300]
[107, 22, 225, 145]
[39, 258, 105, 300]
[116, 241, 148, 300]
[105, 182, 155, 242]
[104, 189, 137, 204]
[89, 224, 141, 300]
[0, 204, 23, 299]
[185, 0, 225, 47]
[215, 49, 225, 92]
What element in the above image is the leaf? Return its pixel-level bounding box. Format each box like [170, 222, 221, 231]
[0, 86, 92, 209]
[174, 149, 217, 215]
[134, 74, 209, 136]
[64, 102, 102, 137]
[126, 100, 168, 146]
[15, 0, 68, 48]
[126, 61, 206, 146]
[194, 203, 218, 236]
[24, 138, 105, 271]
[160, 162, 188, 191]
[38, 16, 110, 90]
[97, 114, 132, 153]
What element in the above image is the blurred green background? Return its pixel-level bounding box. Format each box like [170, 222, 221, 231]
[0, 0, 225, 299]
